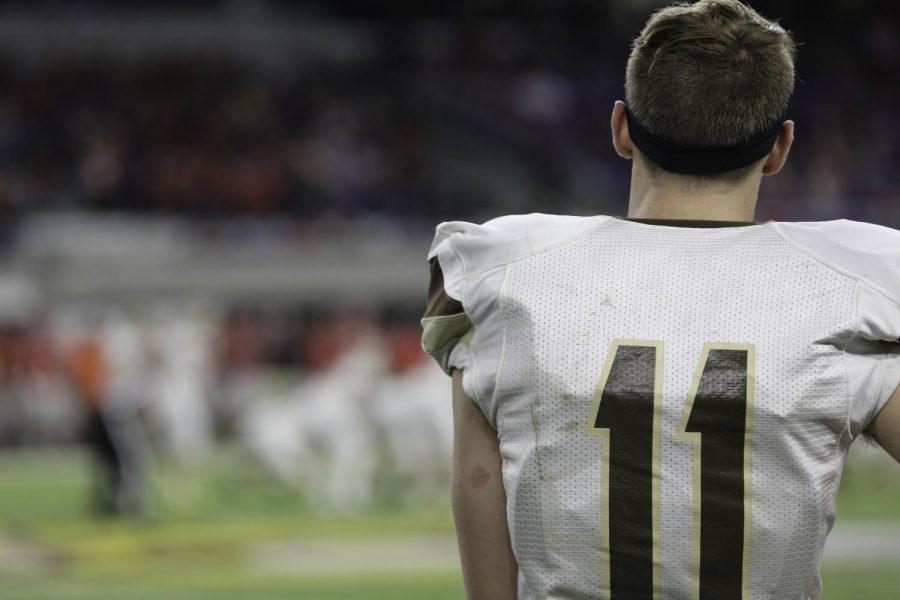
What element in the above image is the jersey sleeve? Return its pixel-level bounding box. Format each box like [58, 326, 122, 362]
[774, 219, 900, 436]
[420, 214, 608, 427]
[418, 220, 512, 428]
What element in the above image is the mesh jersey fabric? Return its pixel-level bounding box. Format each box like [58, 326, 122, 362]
[421, 214, 900, 600]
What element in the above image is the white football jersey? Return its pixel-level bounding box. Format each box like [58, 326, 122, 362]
[421, 214, 900, 600]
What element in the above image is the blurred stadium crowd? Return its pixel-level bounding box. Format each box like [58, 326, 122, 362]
[0, 0, 895, 225]
[0, 0, 896, 516]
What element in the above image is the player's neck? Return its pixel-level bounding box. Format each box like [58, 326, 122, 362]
[626, 164, 761, 222]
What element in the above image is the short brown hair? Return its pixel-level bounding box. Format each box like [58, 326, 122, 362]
[626, 0, 795, 163]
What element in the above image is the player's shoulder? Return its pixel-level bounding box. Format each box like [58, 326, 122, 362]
[773, 218, 900, 302]
[428, 213, 609, 277]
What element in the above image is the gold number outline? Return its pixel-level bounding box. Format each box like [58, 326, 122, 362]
[675, 342, 755, 600]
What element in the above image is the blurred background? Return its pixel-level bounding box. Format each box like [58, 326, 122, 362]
[0, 0, 897, 598]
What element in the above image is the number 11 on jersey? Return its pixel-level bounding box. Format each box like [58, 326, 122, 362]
[587, 340, 754, 600]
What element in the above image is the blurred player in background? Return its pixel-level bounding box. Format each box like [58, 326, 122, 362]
[371, 316, 453, 502]
[68, 321, 147, 518]
[423, 1, 900, 599]
[241, 312, 387, 512]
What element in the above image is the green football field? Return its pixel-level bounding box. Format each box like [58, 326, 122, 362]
[0, 446, 897, 599]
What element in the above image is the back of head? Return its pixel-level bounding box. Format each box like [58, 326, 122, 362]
[625, 0, 796, 181]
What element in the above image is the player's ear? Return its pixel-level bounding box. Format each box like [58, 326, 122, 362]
[611, 101, 634, 160]
[761, 120, 795, 176]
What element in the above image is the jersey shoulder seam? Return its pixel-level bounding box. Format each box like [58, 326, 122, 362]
[462, 215, 613, 277]
[770, 222, 900, 307]
[487, 263, 512, 428]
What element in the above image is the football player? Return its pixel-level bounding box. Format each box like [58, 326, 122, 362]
[421, 1, 900, 599]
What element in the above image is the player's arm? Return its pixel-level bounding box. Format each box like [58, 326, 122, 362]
[451, 369, 518, 600]
[865, 382, 900, 463]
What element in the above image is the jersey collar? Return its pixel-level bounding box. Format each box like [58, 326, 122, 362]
[623, 218, 761, 228]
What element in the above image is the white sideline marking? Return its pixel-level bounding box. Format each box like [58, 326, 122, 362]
[244, 535, 461, 575]
[0, 538, 59, 576]
[822, 522, 900, 565]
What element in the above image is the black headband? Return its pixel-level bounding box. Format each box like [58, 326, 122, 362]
[624, 106, 785, 176]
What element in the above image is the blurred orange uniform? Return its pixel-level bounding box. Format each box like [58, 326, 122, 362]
[68, 337, 107, 409]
